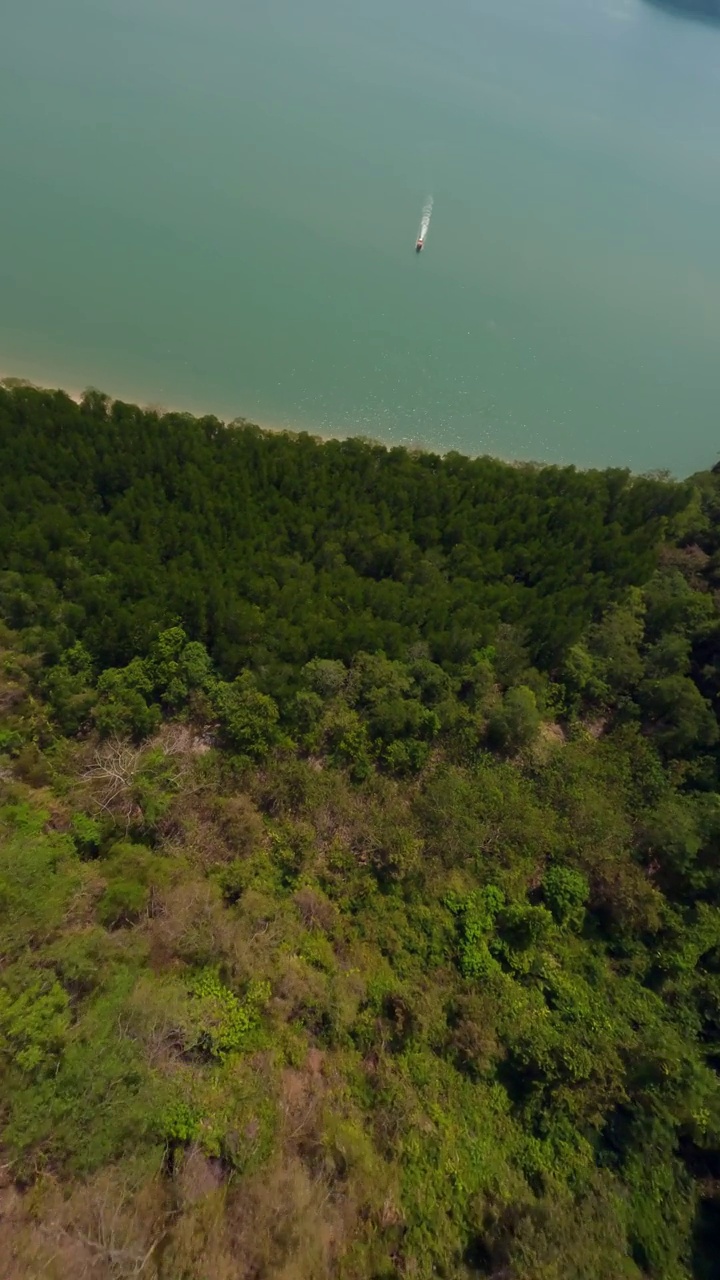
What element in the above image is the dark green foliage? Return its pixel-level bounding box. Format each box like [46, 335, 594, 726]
[41, 641, 95, 734]
[212, 673, 281, 758]
[543, 865, 589, 929]
[0, 384, 686, 684]
[486, 684, 541, 752]
[475, 1178, 641, 1279]
[70, 812, 103, 858]
[94, 658, 161, 739]
[97, 878, 149, 928]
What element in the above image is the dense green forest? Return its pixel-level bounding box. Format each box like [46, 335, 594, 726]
[2, 381, 720, 1279]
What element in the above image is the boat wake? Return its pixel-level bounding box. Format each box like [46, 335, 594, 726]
[415, 196, 433, 252]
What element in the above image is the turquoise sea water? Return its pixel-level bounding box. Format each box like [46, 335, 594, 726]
[1, 0, 720, 472]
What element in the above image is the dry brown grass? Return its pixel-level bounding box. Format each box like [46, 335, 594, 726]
[157, 1156, 344, 1280]
[157, 787, 265, 871]
[3, 1151, 345, 1280]
[144, 878, 235, 970]
[293, 886, 337, 933]
[0, 1168, 169, 1280]
[1, 1043, 397, 1280]
[224, 1158, 343, 1280]
[271, 954, 330, 1029]
[175, 1145, 224, 1206]
[279, 1049, 327, 1158]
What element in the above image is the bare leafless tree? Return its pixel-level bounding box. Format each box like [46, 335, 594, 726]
[81, 737, 143, 828]
[39, 1175, 167, 1278]
[81, 732, 193, 832]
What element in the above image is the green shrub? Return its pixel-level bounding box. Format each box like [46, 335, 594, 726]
[543, 865, 590, 930]
[159, 1097, 201, 1145]
[188, 969, 270, 1062]
[324, 707, 374, 781]
[13, 743, 53, 788]
[212, 673, 280, 758]
[2, 972, 160, 1175]
[70, 812, 103, 858]
[486, 685, 541, 753]
[133, 746, 182, 826]
[41, 641, 95, 734]
[0, 976, 70, 1074]
[446, 886, 505, 979]
[300, 931, 337, 973]
[384, 739, 431, 776]
[94, 658, 160, 739]
[0, 726, 22, 755]
[98, 878, 149, 928]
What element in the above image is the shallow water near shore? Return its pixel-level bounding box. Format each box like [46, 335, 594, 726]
[1, 0, 720, 472]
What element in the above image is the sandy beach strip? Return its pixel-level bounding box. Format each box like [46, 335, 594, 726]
[0, 366, 349, 447]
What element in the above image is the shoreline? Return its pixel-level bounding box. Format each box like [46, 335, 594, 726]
[0, 365, 506, 465]
[1, 367, 669, 479]
[0, 368, 566, 472]
[0, 367, 346, 449]
[0, 366, 463, 460]
[0, 367, 478, 462]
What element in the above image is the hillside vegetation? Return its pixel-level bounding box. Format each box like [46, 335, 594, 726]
[1, 383, 720, 1279]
